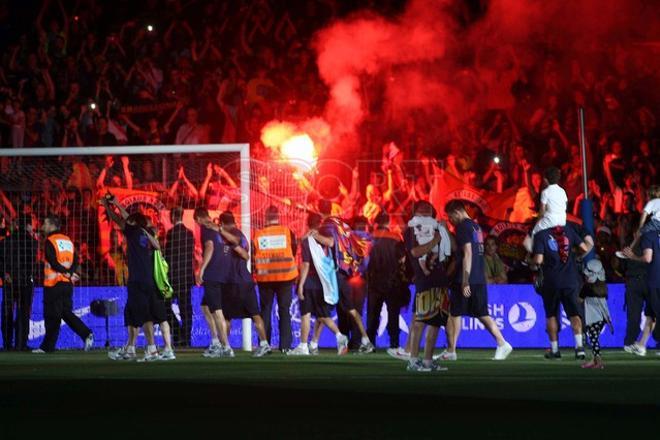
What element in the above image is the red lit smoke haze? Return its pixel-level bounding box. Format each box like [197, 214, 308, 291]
[262, 0, 658, 162]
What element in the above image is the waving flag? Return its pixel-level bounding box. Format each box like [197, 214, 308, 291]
[321, 217, 370, 276]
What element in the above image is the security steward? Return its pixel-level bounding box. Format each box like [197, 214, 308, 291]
[253, 206, 298, 353]
[34, 215, 93, 353]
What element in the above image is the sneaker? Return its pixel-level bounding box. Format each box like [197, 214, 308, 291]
[32, 348, 46, 354]
[84, 334, 94, 352]
[203, 343, 222, 358]
[387, 347, 411, 361]
[109, 346, 137, 361]
[544, 350, 561, 360]
[159, 349, 176, 361]
[623, 344, 635, 354]
[358, 341, 375, 354]
[575, 348, 586, 360]
[406, 358, 431, 372]
[631, 344, 647, 357]
[428, 360, 449, 372]
[336, 334, 349, 355]
[222, 345, 235, 358]
[615, 251, 629, 260]
[581, 358, 605, 369]
[493, 342, 513, 360]
[309, 344, 319, 356]
[287, 344, 310, 356]
[139, 350, 160, 362]
[433, 350, 457, 361]
[253, 343, 272, 358]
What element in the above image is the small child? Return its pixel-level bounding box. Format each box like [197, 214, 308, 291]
[524, 167, 567, 253]
[579, 259, 612, 369]
[619, 185, 660, 257]
[407, 215, 450, 276]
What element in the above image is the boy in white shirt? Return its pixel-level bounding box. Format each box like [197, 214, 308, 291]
[619, 185, 660, 258]
[407, 215, 451, 275]
[524, 167, 567, 252]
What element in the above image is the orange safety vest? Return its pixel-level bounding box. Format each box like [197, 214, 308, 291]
[44, 233, 75, 287]
[253, 225, 299, 283]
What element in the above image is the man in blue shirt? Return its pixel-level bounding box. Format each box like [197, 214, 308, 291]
[193, 208, 232, 358]
[102, 195, 175, 361]
[533, 223, 593, 359]
[204, 211, 272, 357]
[445, 200, 512, 361]
[624, 230, 660, 345]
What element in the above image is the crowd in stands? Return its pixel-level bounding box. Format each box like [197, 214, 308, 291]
[0, 0, 658, 284]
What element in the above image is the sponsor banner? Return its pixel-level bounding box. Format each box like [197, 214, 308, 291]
[120, 101, 177, 115]
[3, 284, 637, 350]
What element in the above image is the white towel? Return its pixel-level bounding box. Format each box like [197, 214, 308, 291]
[308, 236, 339, 305]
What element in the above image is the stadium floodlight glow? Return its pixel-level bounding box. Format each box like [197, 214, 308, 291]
[0, 144, 254, 352]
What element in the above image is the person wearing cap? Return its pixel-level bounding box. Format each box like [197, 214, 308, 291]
[579, 259, 612, 369]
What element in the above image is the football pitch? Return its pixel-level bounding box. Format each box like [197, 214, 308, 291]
[1, 349, 658, 439]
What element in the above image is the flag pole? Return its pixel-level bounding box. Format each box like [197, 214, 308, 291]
[578, 107, 595, 261]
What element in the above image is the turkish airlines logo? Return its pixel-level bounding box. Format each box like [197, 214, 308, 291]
[508, 302, 537, 332]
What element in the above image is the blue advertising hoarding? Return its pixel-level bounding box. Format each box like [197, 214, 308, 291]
[0, 284, 640, 350]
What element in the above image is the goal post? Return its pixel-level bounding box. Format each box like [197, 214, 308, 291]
[0, 144, 254, 351]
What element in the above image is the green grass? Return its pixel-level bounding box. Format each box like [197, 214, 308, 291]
[1, 349, 659, 438]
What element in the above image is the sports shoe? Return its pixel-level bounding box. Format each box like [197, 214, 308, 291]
[428, 360, 449, 372]
[32, 348, 46, 354]
[253, 343, 272, 358]
[544, 350, 561, 360]
[84, 334, 94, 352]
[108, 346, 137, 361]
[433, 350, 457, 361]
[309, 344, 319, 356]
[221, 345, 235, 358]
[287, 344, 310, 356]
[406, 358, 431, 372]
[387, 347, 411, 361]
[581, 357, 605, 369]
[575, 348, 586, 360]
[139, 350, 160, 362]
[631, 344, 647, 357]
[203, 343, 222, 358]
[615, 251, 629, 260]
[159, 349, 176, 361]
[358, 341, 375, 354]
[623, 344, 634, 354]
[493, 342, 513, 360]
[336, 334, 349, 355]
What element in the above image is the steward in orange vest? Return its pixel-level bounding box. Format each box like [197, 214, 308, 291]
[35, 215, 93, 353]
[253, 206, 298, 351]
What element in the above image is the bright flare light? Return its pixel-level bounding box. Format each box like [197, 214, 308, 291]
[281, 134, 317, 172]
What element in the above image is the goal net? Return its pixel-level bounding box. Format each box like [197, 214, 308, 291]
[0, 144, 296, 351]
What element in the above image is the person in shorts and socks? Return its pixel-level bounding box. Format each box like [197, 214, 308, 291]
[445, 200, 513, 361]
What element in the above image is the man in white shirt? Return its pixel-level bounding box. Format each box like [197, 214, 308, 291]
[175, 107, 209, 145]
[524, 167, 567, 252]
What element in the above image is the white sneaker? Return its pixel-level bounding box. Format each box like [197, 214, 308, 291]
[203, 343, 222, 358]
[32, 348, 46, 354]
[287, 344, 310, 356]
[139, 350, 160, 362]
[631, 344, 647, 357]
[309, 344, 319, 356]
[159, 349, 176, 361]
[387, 347, 411, 361]
[433, 350, 458, 361]
[336, 334, 348, 355]
[406, 358, 431, 372]
[253, 343, 272, 358]
[493, 342, 513, 360]
[623, 344, 635, 354]
[84, 334, 94, 351]
[222, 345, 235, 358]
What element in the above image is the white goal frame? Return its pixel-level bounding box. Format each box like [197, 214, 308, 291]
[0, 144, 254, 351]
